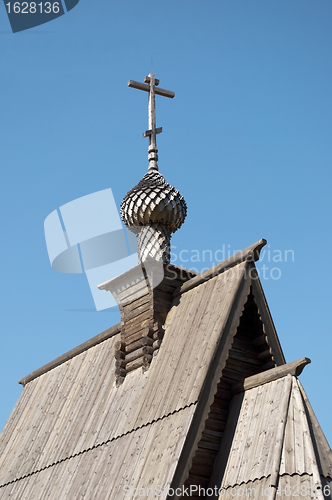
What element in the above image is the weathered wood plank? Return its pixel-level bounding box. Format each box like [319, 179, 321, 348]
[122, 301, 151, 321]
[125, 346, 154, 364]
[123, 309, 151, 329]
[197, 440, 220, 452]
[125, 336, 154, 354]
[253, 334, 268, 346]
[224, 359, 261, 378]
[115, 367, 126, 377]
[115, 359, 126, 369]
[232, 357, 311, 394]
[128, 80, 175, 98]
[114, 340, 125, 352]
[202, 428, 223, 440]
[124, 326, 150, 345]
[121, 292, 151, 312]
[257, 348, 272, 360]
[126, 357, 145, 372]
[228, 348, 262, 366]
[114, 350, 125, 360]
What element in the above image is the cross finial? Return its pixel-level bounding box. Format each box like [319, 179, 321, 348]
[128, 74, 175, 171]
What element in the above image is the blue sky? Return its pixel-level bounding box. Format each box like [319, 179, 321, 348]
[1, 0, 332, 444]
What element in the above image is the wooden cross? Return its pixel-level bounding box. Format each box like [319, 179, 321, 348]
[128, 73, 175, 171]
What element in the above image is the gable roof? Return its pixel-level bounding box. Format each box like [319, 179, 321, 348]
[209, 365, 332, 500]
[0, 239, 328, 499]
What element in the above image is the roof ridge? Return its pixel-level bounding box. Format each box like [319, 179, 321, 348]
[173, 239, 267, 298]
[18, 323, 121, 387]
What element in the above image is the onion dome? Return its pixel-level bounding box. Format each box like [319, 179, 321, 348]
[120, 170, 186, 233]
[120, 170, 187, 264]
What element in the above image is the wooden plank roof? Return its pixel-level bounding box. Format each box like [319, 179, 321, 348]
[0, 257, 264, 495]
[3, 239, 327, 500]
[0, 406, 195, 499]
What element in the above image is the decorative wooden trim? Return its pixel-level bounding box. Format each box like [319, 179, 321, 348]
[250, 268, 286, 365]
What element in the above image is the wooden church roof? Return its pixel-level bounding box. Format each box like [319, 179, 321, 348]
[0, 239, 331, 499]
[210, 362, 332, 499]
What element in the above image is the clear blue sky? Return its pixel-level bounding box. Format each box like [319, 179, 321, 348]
[1, 0, 332, 444]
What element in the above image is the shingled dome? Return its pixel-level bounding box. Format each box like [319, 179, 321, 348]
[120, 170, 187, 231]
[120, 170, 186, 263]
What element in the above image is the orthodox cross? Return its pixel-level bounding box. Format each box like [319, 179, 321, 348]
[128, 73, 175, 171]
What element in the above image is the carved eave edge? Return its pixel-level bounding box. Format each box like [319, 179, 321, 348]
[98, 263, 148, 296]
[249, 264, 286, 366]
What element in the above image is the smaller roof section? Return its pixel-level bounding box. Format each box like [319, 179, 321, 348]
[209, 359, 332, 500]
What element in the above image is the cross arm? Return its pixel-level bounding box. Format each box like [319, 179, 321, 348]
[128, 80, 175, 99]
[143, 127, 162, 138]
